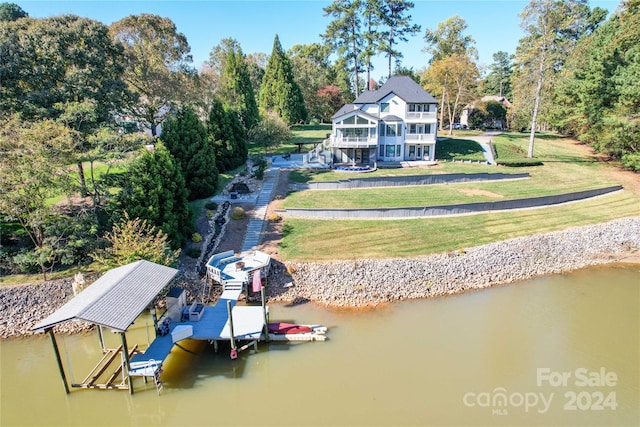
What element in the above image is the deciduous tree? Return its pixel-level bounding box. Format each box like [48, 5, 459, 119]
[422, 54, 479, 135]
[513, 0, 599, 157]
[249, 111, 292, 154]
[423, 15, 477, 63]
[91, 212, 180, 269]
[0, 117, 76, 279]
[109, 14, 194, 136]
[0, 15, 129, 197]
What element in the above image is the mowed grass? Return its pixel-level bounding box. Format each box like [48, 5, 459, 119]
[279, 191, 639, 261]
[248, 124, 332, 156]
[278, 132, 640, 261]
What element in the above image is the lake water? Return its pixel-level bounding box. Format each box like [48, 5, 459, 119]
[1, 264, 638, 426]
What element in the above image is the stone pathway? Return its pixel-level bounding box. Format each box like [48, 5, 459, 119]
[240, 166, 280, 252]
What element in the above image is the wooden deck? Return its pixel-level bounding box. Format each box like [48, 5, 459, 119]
[129, 289, 264, 377]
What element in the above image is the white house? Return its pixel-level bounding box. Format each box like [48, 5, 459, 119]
[330, 76, 438, 165]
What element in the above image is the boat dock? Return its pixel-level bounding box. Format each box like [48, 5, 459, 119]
[32, 251, 327, 395]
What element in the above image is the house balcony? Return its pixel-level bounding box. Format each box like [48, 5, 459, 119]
[405, 134, 436, 143]
[405, 112, 438, 121]
[330, 136, 378, 148]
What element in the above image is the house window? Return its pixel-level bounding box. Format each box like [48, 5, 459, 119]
[379, 145, 384, 157]
[381, 103, 390, 112]
[396, 145, 401, 156]
[385, 145, 395, 157]
[343, 116, 355, 124]
[356, 116, 369, 125]
[385, 124, 396, 137]
[409, 146, 415, 156]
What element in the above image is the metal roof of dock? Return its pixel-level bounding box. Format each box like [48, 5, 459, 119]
[32, 260, 178, 333]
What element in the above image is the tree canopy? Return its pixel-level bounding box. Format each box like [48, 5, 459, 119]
[109, 14, 194, 136]
[160, 107, 218, 200]
[116, 142, 191, 249]
[512, 0, 604, 157]
[549, 0, 640, 170]
[0, 2, 27, 21]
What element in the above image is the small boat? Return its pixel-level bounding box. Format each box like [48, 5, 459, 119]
[268, 323, 312, 334]
[267, 323, 328, 342]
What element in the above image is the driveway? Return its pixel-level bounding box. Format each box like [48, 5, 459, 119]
[455, 130, 504, 164]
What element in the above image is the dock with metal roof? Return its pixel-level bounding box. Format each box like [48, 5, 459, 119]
[32, 249, 326, 396]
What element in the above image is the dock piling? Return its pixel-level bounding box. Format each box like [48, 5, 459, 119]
[227, 300, 237, 359]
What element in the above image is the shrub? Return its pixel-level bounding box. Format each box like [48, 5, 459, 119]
[495, 160, 544, 167]
[206, 210, 214, 218]
[231, 207, 245, 220]
[185, 247, 201, 258]
[268, 213, 282, 222]
[205, 201, 218, 211]
[621, 153, 640, 172]
[192, 233, 203, 243]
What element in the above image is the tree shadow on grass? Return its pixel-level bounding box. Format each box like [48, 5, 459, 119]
[436, 138, 485, 160]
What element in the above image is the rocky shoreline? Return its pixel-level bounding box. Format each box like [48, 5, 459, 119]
[266, 216, 640, 307]
[1, 216, 638, 339]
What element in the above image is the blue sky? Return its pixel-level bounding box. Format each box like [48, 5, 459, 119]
[16, 0, 619, 78]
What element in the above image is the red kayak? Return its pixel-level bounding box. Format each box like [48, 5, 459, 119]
[268, 322, 312, 334]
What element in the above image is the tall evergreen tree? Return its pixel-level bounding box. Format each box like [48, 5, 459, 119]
[220, 45, 260, 131]
[380, 0, 421, 78]
[116, 142, 191, 249]
[160, 107, 218, 200]
[484, 51, 514, 99]
[362, 0, 384, 90]
[207, 97, 247, 172]
[323, 0, 365, 97]
[550, 0, 638, 170]
[259, 35, 307, 125]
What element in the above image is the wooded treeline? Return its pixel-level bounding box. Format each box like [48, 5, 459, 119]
[0, 0, 637, 279]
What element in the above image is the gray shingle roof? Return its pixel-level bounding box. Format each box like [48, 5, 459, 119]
[32, 260, 178, 333]
[354, 76, 438, 104]
[331, 104, 379, 121]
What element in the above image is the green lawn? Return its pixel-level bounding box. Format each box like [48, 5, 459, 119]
[434, 138, 486, 161]
[248, 124, 332, 156]
[279, 191, 639, 261]
[278, 132, 640, 261]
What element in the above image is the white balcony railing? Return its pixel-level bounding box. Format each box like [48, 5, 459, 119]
[405, 134, 436, 142]
[405, 112, 437, 121]
[331, 136, 378, 148]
